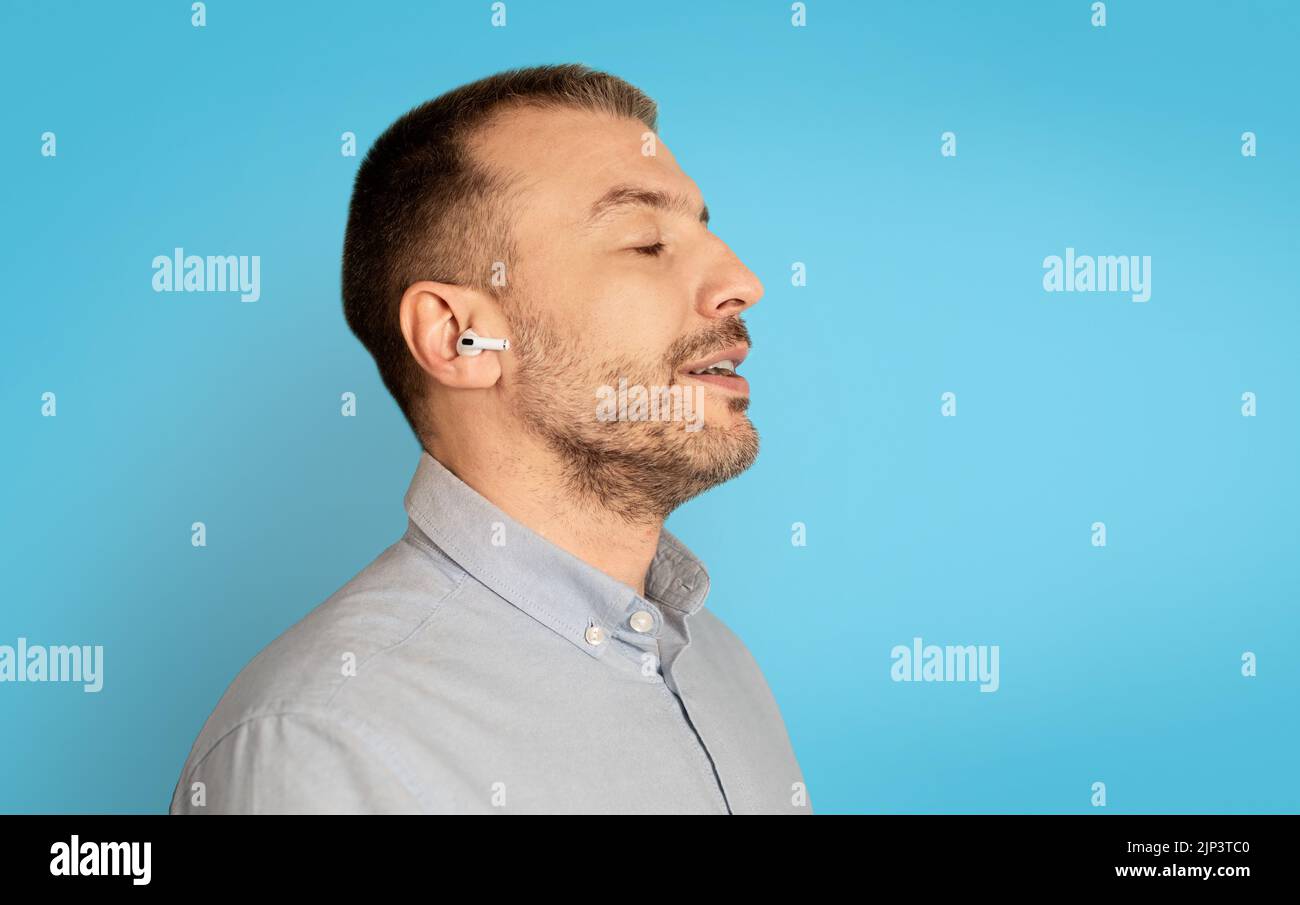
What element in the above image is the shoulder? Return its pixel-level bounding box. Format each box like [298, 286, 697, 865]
[683, 605, 791, 717]
[171, 527, 479, 813]
[169, 709, 425, 813]
[688, 606, 764, 671]
[212, 527, 467, 715]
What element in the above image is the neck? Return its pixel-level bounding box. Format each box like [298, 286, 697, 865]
[426, 430, 662, 596]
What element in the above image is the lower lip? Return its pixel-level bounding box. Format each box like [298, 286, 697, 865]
[681, 372, 750, 395]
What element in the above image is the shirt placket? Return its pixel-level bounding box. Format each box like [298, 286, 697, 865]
[582, 597, 730, 811]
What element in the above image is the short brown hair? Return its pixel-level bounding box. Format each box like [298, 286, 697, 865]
[341, 64, 659, 443]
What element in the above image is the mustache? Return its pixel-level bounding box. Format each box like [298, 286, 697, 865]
[666, 317, 751, 371]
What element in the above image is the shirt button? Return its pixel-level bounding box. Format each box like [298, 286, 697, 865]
[629, 610, 655, 633]
[584, 625, 608, 645]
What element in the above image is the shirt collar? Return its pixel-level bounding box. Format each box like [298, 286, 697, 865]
[402, 451, 710, 665]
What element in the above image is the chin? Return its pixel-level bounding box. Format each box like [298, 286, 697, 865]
[677, 417, 759, 483]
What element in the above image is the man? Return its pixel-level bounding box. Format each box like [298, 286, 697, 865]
[171, 64, 809, 814]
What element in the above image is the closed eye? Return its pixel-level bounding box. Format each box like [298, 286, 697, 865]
[632, 241, 666, 257]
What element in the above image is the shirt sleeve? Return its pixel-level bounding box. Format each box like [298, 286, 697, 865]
[170, 711, 424, 814]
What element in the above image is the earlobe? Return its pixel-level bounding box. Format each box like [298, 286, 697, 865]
[399, 281, 504, 390]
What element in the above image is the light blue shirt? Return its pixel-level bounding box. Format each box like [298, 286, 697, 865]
[171, 452, 809, 814]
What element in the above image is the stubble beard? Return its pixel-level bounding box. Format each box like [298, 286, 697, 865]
[503, 300, 759, 525]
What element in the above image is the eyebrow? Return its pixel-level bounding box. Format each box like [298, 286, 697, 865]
[583, 183, 710, 229]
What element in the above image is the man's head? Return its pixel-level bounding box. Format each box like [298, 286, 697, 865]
[343, 64, 764, 522]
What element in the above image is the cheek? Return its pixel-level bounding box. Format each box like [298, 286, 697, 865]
[584, 321, 678, 385]
[534, 247, 687, 371]
[580, 286, 683, 363]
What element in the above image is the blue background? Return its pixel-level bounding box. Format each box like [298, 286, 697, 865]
[2, 0, 1296, 814]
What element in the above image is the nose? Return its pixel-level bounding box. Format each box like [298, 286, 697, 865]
[697, 238, 764, 320]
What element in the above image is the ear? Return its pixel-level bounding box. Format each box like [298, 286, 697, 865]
[399, 281, 504, 390]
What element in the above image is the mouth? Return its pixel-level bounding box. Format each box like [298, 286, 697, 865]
[677, 344, 750, 395]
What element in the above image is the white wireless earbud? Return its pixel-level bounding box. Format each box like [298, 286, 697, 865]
[456, 328, 511, 357]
